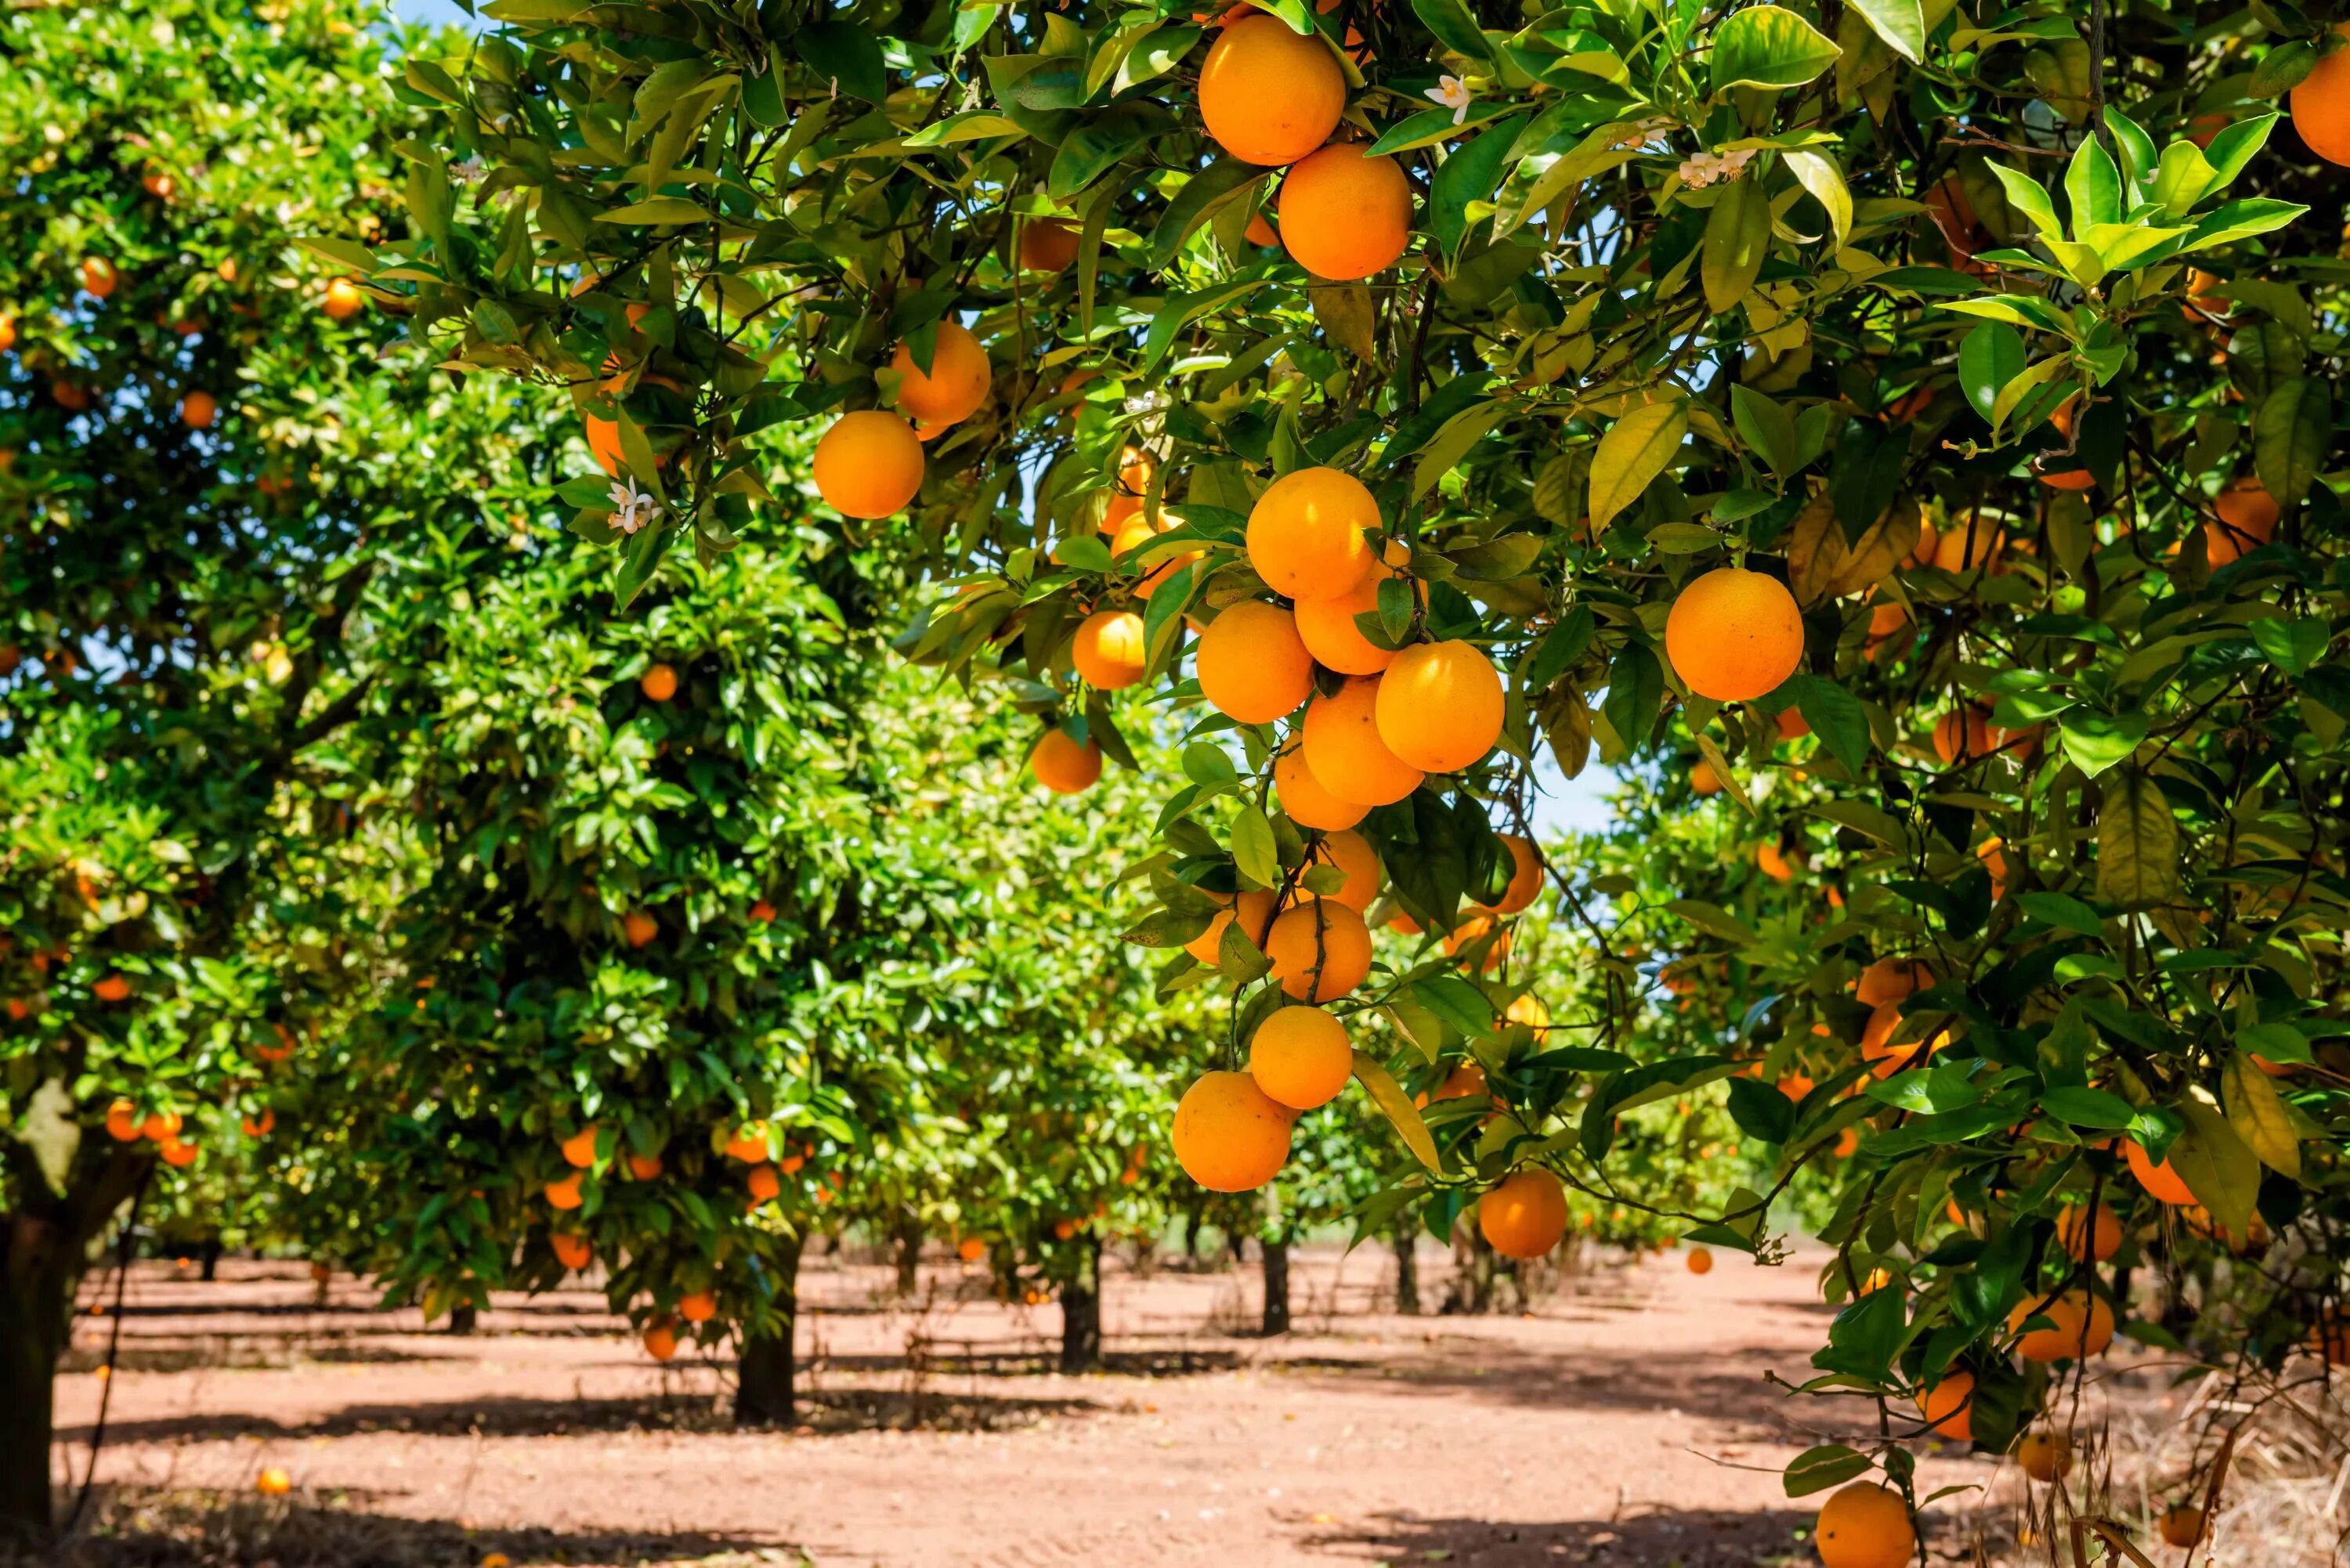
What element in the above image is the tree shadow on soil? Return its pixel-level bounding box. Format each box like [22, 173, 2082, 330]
[1307, 1505, 1815, 1566]
[51, 1486, 785, 1568]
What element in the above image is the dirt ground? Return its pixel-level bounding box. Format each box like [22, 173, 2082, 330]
[36, 1241, 2250, 1567]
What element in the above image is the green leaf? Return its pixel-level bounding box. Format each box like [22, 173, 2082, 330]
[2254, 376, 2330, 511]
[1791, 675, 1871, 775]
[1784, 1445, 1873, 1498]
[1115, 22, 1202, 90]
[1958, 322, 2025, 422]
[1781, 149, 1852, 250]
[1586, 397, 1687, 531]
[2224, 1050, 2301, 1178]
[2094, 771, 2179, 911]
[1385, 995, 1445, 1064]
[1408, 0, 1497, 63]
[1709, 5, 1841, 92]
[2240, 1021, 2312, 1067]
[2016, 891, 2103, 937]
[1843, 0, 1925, 60]
[2179, 197, 2312, 255]
[2039, 1085, 2135, 1129]
[1726, 1075, 1796, 1143]
[1985, 162, 2062, 244]
[1149, 157, 1262, 269]
[795, 21, 889, 104]
[1701, 176, 1770, 313]
[1412, 399, 1509, 499]
[1414, 975, 1496, 1038]
[1231, 804, 1281, 888]
[595, 197, 714, 226]
[2249, 40, 2316, 97]
[2063, 138, 2123, 237]
[1353, 1051, 1442, 1170]
[1665, 898, 1760, 946]
[2171, 1099, 2261, 1244]
[1430, 114, 1528, 260]
[2058, 710, 2147, 779]
[1050, 103, 1162, 197]
[2251, 617, 2329, 675]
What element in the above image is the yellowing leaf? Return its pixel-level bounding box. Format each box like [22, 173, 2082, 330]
[1586, 396, 1687, 533]
[1352, 1050, 1440, 1170]
[2224, 1050, 2301, 1178]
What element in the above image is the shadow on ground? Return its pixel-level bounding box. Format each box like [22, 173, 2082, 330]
[1306, 1505, 1815, 1566]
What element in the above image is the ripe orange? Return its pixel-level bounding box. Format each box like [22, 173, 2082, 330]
[1197, 14, 1344, 164]
[626, 1152, 663, 1180]
[1918, 1369, 1974, 1440]
[1432, 1061, 1488, 1104]
[643, 1321, 679, 1361]
[623, 910, 658, 948]
[1932, 522, 2005, 570]
[2159, 1503, 2205, 1548]
[1245, 212, 1278, 246]
[323, 278, 365, 320]
[1663, 568, 1804, 703]
[1478, 1169, 1567, 1259]
[1756, 842, 1795, 882]
[544, 1172, 584, 1210]
[1197, 601, 1314, 723]
[2055, 1202, 2122, 1263]
[1247, 466, 1379, 600]
[1778, 1072, 1814, 1100]
[254, 1023, 298, 1063]
[81, 257, 118, 298]
[813, 411, 924, 518]
[2008, 1289, 2113, 1361]
[1249, 1005, 1352, 1109]
[1273, 742, 1368, 830]
[93, 974, 132, 1003]
[1442, 913, 1510, 974]
[1019, 219, 1080, 273]
[1855, 957, 1932, 1007]
[142, 1109, 183, 1142]
[1690, 760, 1723, 796]
[1296, 828, 1382, 911]
[891, 321, 992, 425]
[2015, 1429, 2073, 1483]
[1278, 144, 1413, 280]
[1171, 1070, 1293, 1190]
[106, 1100, 139, 1142]
[1977, 836, 2009, 895]
[1474, 834, 1542, 914]
[560, 1126, 600, 1168]
[256, 1467, 292, 1498]
[2126, 1138, 2196, 1204]
[640, 663, 678, 702]
[1813, 1481, 1914, 1568]
[1293, 563, 1401, 674]
[957, 1236, 987, 1263]
[182, 390, 218, 429]
[2293, 30, 2350, 164]
[1072, 609, 1148, 689]
[679, 1290, 718, 1324]
[1374, 641, 1503, 772]
[725, 1126, 769, 1162]
[0, 313, 15, 352]
[747, 1162, 782, 1203]
[1187, 887, 1278, 964]
[2038, 466, 2095, 491]
[1264, 899, 1372, 1002]
[161, 1136, 200, 1168]
[1301, 677, 1423, 805]
[1686, 1246, 1712, 1275]
[1032, 728, 1103, 793]
[1932, 707, 1992, 764]
[551, 1234, 592, 1270]
[2208, 475, 2280, 564]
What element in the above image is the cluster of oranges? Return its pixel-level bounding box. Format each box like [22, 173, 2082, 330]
[104, 1097, 201, 1167]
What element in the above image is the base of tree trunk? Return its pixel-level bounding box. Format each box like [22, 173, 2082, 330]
[1060, 1235, 1103, 1372]
[1261, 1240, 1290, 1336]
[446, 1303, 477, 1335]
[1393, 1228, 1419, 1315]
[736, 1328, 796, 1426]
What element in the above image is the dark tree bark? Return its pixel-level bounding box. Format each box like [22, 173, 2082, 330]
[199, 1237, 222, 1282]
[446, 1302, 477, 1335]
[1182, 1201, 1203, 1263]
[1444, 1222, 1499, 1314]
[1392, 1227, 1419, 1315]
[1059, 1234, 1103, 1372]
[892, 1216, 921, 1297]
[734, 1234, 804, 1428]
[1261, 1237, 1290, 1336]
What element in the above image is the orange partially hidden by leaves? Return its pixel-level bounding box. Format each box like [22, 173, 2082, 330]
[142, 1110, 183, 1142]
[1855, 957, 1932, 1007]
[1478, 1169, 1567, 1259]
[643, 1320, 679, 1362]
[1278, 144, 1414, 280]
[1932, 707, 1992, 764]
[1663, 567, 1804, 703]
[2207, 475, 2280, 565]
[1689, 760, 1723, 796]
[1296, 827, 1383, 911]
[1301, 676, 1423, 806]
[1293, 566, 1401, 675]
[1273, 742, 1367, 830]
[1775, 706, 1810, 739]
[623, 910, 658, 948]
[1917, 1369, 1974, 1441]
[256, 1467, 292, 1498]
[1375, 640, 1503, 773]
[560, 1125, 600, 1168]
[106, 1099, 139, 1142]
[1246, 465, 1379, 601]
[93, 974, 132, 1003]
[82, 256, 119, 298]
[1932, 522, 2005, 572]
[2159, 1504, 2206, 1548]
[1031, 728, 1103, 794]
[626, 1152, 663, 1180]
[255, 1024, 298, 1063]
[678, 1290, 718, 1324]
[724, 1126, 768, 1162]
[2055, 1202, 2123, 1262]
[1171, 1070, 1293, 1191]
[1072, 609, 1148, 689]
[544, 1172, 584, 1210]
[323, 277, 365, 320]
[2038, 465, 2095, 491]
[2126, 1137, 2197, 1204]
[161, 1136, 200, 1167]
[0, 313, 15, 352]
[1756, 842, 1796, 883]
[890, 320, 992, 425]
[1187, 887, 1277, 964]
[2015, 1429, 2073, 1483]
[551, 1234, 592, 1270]
[1264, 899, 1372, 1003]
[957, 1237, 987, 1263]
[2293, 31, 2350, 165]
[1813, 1481, 1914, 1568]
[1442, 913, 1510, 974]
[1196, 13, 1345, 165]
[2008, 1288, 2114, 1361]
[1197, 601, 1314, 723]
[1244, 212, 1278, 246]
[1686, 1246, 1712, 1275]
[746, 1162, 781, 1203]
[182, 390, 218, 429]
[1249, 1005, 1351, 1110]
[813, 410, 924, 518]
[1475, 834, 1542, 915]
[1018, 219, 1080, 273]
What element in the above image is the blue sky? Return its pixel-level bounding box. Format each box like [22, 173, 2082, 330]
[392, 0, 478, 25]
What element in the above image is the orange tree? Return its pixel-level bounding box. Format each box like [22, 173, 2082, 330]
[378, 0, 2350, 1545]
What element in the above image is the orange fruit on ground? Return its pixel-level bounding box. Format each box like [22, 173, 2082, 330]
[2126, 1138, 2196, 1204]
[1932, 707, 1992, 764]
[81, 257, 118, 298]
[2015, 1429, 2073, 1482]
[725, 1127, 769, 1162]
[1690, 760, 1723, 796]
[1264, 899, 1372, 1003]
[560, 1125, 601, 1168]
[640, 663, 678, 702]
[1686, 1246, 1712, 1275]
[1032, 728, 1103, 794]
[1071, 609, 1148, 689]
[890, 321, 992, 425]
[1187, 888, 1278, 963]
[1855, 957, 1932, 1007]
[2293, 31, 2350, 164]
[1296, 828, 1382, 911]
[1918, 1369, 1974, 1441]
[2055, 1202, 2122, 1263]
[643, 1321, 679, 1361]
[1474, 834, 1542, 915]
[161, 1136, 199, 1167]
[957, 1237, 987, 1263]
[1249, 1005, 1352, 1110]
[1293, 568, 1401, 674]
[2159, 1504, 2205, 1548]
[182, 390, 218, 429]
[678, 1290, 718, 1324]
[256, 1467, 291, 1498]
[746, 1163, 782, 1203]
[323, 277, 365, 320]
[551, 1234, 592, 1270]
[106, 1100, 139, 1142]
[813, 410, 924, 518]
[544, 1172, 584, 1210]
[1933, 522, 2005, 570]
[1478, 1169, 1567, 1259]
[1278, 144, 1414, 280]
[93, 974, 132, 1003]
[2008, 1289, 2113, 1361]
[1246, 465, 1379, 600]
[1019, 219, 1080, 273]
[1197, 601, 1314, 722]
[1375, 641, 1502, 773]
[623, 910, 658, 948]
[141, 1110, 183, 1142]
[1171, 1070, 1293, 1191]
[1273, 742, 1368, 830]
[1302, 677, 1423, 805]
[1663, 567, 1804, 703]
[1813, 1481, 1914, 1568]
[1197, 14, 1344, 165]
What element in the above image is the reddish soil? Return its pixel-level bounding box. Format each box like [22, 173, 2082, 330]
[51, 1241, 1996, 1566]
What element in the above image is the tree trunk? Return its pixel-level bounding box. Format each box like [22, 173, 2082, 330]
[1182, 1202, 1203, 1263]
[199, 1237, 222, 1282]
[734, 1234, 803, 1428]
[446, 1302, 477, 1335]
[1392, 1227, 1419, 1315]
[1059, 1234, 1102, 1372]
[1444, 1219, 1498, 1314]
[893, 1216, 921, 1297]
[1261, 1237, 1290, 1336]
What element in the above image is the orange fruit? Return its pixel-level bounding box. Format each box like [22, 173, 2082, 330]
[1690, 760, 1722, 796]
[2038, 466, 2095, 491]
[890, 321, 992, 425]
[1296, 828, 1382, 911]
[1686, 1246, 1712, 1275]
[1278, 144, 1413, 280]
[1197, 601, 1314, 723]
[253, 1023, 298, 1064]
[725, 1127, 769, 1162]
[1855, 958, 1932, 1007]
[2158, 1504, 2204, 1548]
[1778, 1072, 1815, 1100]
[1932, 708, 1992, 764]
[1474, 834, 1542, 914]
[1978, 836, 2009, 894]
[1293, 564, 1401, 674]
[1301, 676, 1423, 805]
[161, 1136, 200, 1168]
[1374, 641, 1502, 772]
[1756, 842, 1795, 883]
[1072, 609, 1148, 689]
[1478, 1169, 1567, 1259]
[544, 1172, 584, 1210]
[141, 1110, 182, 1142]
[323, 278, 365, 320]
[2209, 475, 2280, 563]
[2008, 1289, 2113, 1361]
[1776, 706, 1810, 739]
[2126, 1138, 2196, 1204]
[1273, 742, 1368, 830]
[2055, 1202, 2122, 1263]
[1504, 992, 1549, 1032]
[747, 1163, 782, 1203]
[1813, 1481, 1914, 1568]
[551, 1233, 592, 1270]
[1264, 899, 1372, 1002]
[1663, 568, 1804, 703]
[2015, 1429, 2073, 1482]
[256, 1467, 291, 1498]
[1171, 1070, 1293, 1190]
[1245, 212, 1278, 246]
[106, 1100, 139, 1142]
[957, 1237, 987, 1263]
[1246, 466, 1379, 600]
[0, 313, 15, 352]
[2293, 30, 2350, 164]
[560, 1125, 601, 1168]
[640, 663, 678, 702]
[813, 411, 924, 518]
[1917, 1369, 1974, 1441]
[1249, 1005, 1352, 1110]
[93, 974, 132, 1003]
[1904, 516, 1939, 568]
[623, 910, 658, 948]
[1032, 728, 1103, 794]
[643, 1321, 679, 1361]
[1442, 913, 1510, 974]
[1187, 888, 1278, 964]
[182, 390, 217, 429]
[1019, 219, 1080, 273]
[1432, 1061, 1488, 1103]
[1933, 522, 2005, 570]
[678, 1290, 718, 1324]
[626, 1152, 663, 1180]
[1860, 1005, 1947, 1078]
[81, 257, 118, 298]
[1197, 14, 1344, 165]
